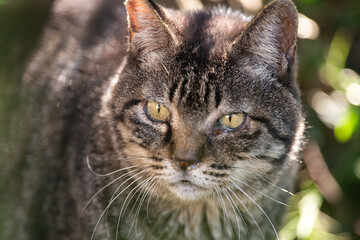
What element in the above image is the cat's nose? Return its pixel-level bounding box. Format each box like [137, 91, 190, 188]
[173, 146, 203, 171]
[177, 161, 191, 171]
[175, 159, 202, 171]
[171, 124, 204, 171]
[175, 156, 202, 171]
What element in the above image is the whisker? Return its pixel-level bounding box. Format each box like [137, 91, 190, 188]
[90, 169, 147, 240]
[131, 178, 158, 237]
[123, 155, 163, 162]
[86, 155, 145, 177]
[231, 176, 289, 207]
[103, 169, 149, 239]
[255, 173, 294, 196]
[104, 169, 144, 234]
[213, 186, 226, 225]
[214, 185, 232, 236]
[229, 166, 269, 175]
[146, 179, 162, 223]
[124, 177, 155, 224]
[116, 175, 153, 240]
[117, 176, 152, 225]
[221, 187, 241, 240]
[229, 166, 294, 197]
[226, 186, 263, 240]
[229, 177, 279, 240]
[81, 166, 142, 215]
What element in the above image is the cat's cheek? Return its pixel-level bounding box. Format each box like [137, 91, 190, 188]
[116, 122, 132, 142]
[116, 117, 170, 155]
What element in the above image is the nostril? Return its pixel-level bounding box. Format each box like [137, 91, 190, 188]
[178, 161, 190, 171]
[176, 160, 201, 171]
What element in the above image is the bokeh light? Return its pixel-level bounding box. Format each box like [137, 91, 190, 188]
[175, 0, 203, 10]
[236, 0, 262, 12]
[310, 90, 348, 128]
[297, 13, 320, 40]
[346, 83, 360, 106]
[297, 190, 322, 238]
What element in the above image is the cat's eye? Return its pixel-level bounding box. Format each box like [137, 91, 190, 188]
[218, 113, 245, 130]
[145, 101, 171, 122]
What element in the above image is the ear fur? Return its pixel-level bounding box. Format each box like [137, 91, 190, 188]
[231, 0, 298, 77]
[125, 0, 179, 66]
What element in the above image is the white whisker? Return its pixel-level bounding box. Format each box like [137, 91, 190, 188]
[214, 185, 232, 235]
[230, 177, 279, 240]
[86, 155, 144, 177]
[131, 178, 158, 237]
[226, 186, 263, 240]
[125, 177, 155, 224]
[90, 169, 147, 240]
[231, 176, 289, 206]
[146, 179, 162, 223]
[232, 165, 294, 197]
[221, 187, 241, 240]
[116, 175, 153, 240]
[81, 166, 141, 215]
[255, 173, 294, 196]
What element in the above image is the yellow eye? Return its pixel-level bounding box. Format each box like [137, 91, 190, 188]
[146, 101, 171, 122]
[218, 113, 245, 129]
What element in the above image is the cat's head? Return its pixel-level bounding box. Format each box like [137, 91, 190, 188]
[108, 0, 304, 202]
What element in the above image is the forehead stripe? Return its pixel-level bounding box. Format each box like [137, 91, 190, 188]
[168, 81, 179, 102]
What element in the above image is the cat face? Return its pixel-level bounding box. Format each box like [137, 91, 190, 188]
[107, 0, 303, 203]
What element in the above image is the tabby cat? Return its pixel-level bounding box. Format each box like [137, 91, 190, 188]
[2, 0, 305, 239]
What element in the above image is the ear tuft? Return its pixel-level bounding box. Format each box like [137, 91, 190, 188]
[126, 0, 159, 39]
[232, 0, 298, 77]
[125, 0, 178, 66]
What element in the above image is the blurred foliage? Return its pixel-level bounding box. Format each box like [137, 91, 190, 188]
[288, 0, 360, 239]
[0, 0, 360, 239]
[280, 183, 353, 240]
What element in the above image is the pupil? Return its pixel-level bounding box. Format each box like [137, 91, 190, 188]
[156, 104, 161, 113]
[228, 115, 232, 122]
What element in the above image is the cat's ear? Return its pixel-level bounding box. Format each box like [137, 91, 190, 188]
[125, 0, 179, 66]
[231, 0, 298, 78]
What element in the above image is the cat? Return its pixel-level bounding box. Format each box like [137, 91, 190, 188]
[0, 0, 305, 239]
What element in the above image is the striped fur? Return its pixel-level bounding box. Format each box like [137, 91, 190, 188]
[3, 0, 305, 239]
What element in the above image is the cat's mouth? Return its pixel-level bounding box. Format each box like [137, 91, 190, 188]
[172, 179, 200, 188]
[168, 179, 209, 200]
[180, 179, 192, 184]
[173, 181, 202, 191]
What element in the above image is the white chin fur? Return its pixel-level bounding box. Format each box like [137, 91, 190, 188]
[168, 182, 211, 201]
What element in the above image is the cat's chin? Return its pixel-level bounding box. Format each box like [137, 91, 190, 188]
[168, 181, 210, 201]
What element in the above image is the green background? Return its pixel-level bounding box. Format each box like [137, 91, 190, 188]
[1, 0, 359, 239]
